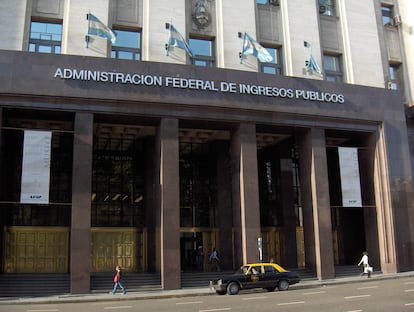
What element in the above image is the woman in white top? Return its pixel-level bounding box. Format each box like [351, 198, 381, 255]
[358, 251, 371, 278]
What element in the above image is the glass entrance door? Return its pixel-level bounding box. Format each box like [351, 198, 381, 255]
[180, 229, 219, 272]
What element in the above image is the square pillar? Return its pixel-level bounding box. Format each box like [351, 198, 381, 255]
[156, 118, 180, 289]
[230, 123, 261, 266]
[298, 128, 335, 280]
[70, 112, 93, 293]
[215, 140, 233, 270]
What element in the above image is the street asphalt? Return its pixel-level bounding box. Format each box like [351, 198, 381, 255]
[1, 270, 413, 305]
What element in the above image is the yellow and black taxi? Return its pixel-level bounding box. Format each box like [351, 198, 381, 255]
[210, 262, 300, 295]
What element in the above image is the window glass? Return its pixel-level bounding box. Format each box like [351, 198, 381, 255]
[381, 5, 394, 26]
[257, 0, 268, 4]
[261, 47, 283, 75]
[189, 38, 215, 67]
[113, 30, 141, 49]
[319, 0, 336, 16]
[190, 38, 212, 56]
[323, 55, 339, 71]
[323, 54, 342, 82]
[29, 21, 62, 54]
[264, 265, 276, 273]
[111, 30, 141, 60]
[388, 65, 400, 90]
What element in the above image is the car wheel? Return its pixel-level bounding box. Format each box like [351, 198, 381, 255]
[265, 287, 276, 292]
[278, 280, 289, 291]
[216, 290, 226, 295]
[227, 282, 240, 295]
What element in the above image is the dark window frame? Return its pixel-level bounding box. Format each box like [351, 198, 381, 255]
[323, 54, 343, 82]
[28, 20, 62, 54]
[189, 37, 216, 67]
[111, 28, 142, 61]
[260, 46, 283, 75]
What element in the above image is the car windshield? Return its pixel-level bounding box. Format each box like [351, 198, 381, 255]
[236, 266, 250, 274]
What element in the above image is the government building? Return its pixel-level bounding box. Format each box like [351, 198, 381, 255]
[0, 0, 413, 295]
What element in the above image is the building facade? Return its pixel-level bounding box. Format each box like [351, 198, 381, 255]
[0, 0, 413, 294]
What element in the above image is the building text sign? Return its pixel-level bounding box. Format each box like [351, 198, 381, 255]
[54, 67, 345, 103]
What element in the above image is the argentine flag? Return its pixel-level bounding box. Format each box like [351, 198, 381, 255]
[165, 23, 194, 57]
[304, 41, 323, 76]
[87, 13, 116, 44]
[240, 32, 273, 63]
[307, 54, 323, 75]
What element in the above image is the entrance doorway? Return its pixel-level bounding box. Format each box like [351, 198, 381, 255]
[180, 232, 203, 271]
[341, 208, 366, 264]
[180, 230, 219, 272]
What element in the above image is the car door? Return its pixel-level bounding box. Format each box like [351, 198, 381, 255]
[263, 265, 280, 288]
[246, 265, 266, 289]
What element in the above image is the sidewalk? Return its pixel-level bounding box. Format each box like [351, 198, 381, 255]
[1, 271, 413, 305]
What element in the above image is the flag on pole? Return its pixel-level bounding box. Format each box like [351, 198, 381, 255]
[304, 41, 322, 75]
[307, 54, 323, 75]
[165, 23, 193, 57]
[240, 32, 273, 63]
[86, 13, 116, 45]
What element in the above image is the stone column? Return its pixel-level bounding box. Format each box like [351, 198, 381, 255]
[156, 118, 180, 289]
[215, 140, 233, 270]
[230, 123, 261, 266]
[0, 108, 3, 270]
[145, 137, 156, 272]
[298, 128, 335, 280]
[359, 133, 380, 268]
[70, 112, 93, 293]
[373, 127, 398, 273]
[280, 157, 298, 267]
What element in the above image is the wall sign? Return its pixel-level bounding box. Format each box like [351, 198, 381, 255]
[20, 130, 52, 204]
[338, 147, 362, 207]
[54, 67, 345, 104]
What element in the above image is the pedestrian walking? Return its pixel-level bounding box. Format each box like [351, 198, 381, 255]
[358, 251, 372, 278]
[110, 265, 127, 295]
[209, 247, 220, 271]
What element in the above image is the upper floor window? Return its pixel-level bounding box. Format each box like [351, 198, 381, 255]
[189, 38, 215, 67]
[319, 0, 336, 16]
[29, 21, 62, 54]
[256, 0, 279, 5]
[111, 29, 141, 61]
[323, 54, 342, 82]
[381, 4, 396, 26]
[388, 64, 401, 90]
[260, 47, 283, 75]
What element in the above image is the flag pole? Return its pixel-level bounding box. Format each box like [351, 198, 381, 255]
[86, 11, 90, 48]
[165, 19, 172, 56]
[239, 32, 245, 64]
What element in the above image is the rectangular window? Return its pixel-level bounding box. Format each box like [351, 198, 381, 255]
[256, 0, 279, 5]
[260, 47, 283, 75]
[29, 21, 62, 54]
[323, 54, 342, 82]
[111, 29, 141, 61]
[388, 64, 401, 90]
[381, 4, 394, 26]
[319, 0, 336, 16]
[189, 38, 215, 67]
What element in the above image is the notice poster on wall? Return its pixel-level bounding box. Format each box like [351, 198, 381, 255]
[338, 147, 362, 207]
[20, 130, 52, 204]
